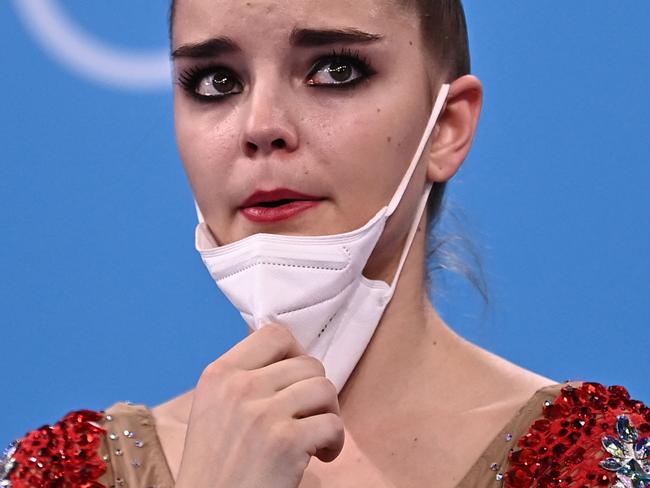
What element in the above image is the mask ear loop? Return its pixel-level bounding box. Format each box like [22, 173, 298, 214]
[386, 83, 450, 294]
[195, 200, 205, 223]
[388, 181, 432, 294]
[385, 83, 450, 217]
[194, 200, 223, 248]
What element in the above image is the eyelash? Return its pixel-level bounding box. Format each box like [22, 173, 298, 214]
[176, 48, 376, 103]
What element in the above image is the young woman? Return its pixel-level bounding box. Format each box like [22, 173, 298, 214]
[2, 1, 647, 487]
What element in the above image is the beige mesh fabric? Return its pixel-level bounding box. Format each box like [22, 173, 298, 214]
[456, 382, 572, 487]
[95, 383, 571, 487]
[97, 402, 175, 488]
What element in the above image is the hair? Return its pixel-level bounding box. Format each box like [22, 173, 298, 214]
[168, 0, 487, 303]
[393, 2, 487, 304]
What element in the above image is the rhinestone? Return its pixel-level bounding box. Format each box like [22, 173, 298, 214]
[109, 433, 119, 441]
[600, 457, 623, 471]
[102, 454, 110, 462]
[505, 433, 513, 442]
[602, 435, 626, 458]
[543, 400, 551, 407]
[115, 478, 125, 486]
[114, 449, 123, 456]
[131, 458, 142, 468]
[490, 462, 499, 471]
[617, 415, 638, 442]
[123, 430, 135, 438]
[495, 472, 504, 481]
[105, 414, 114, 422]
[134, 440, 144, 448]
[636, 437, 650, 458]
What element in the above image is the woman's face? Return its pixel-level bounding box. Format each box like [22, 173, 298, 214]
[172, 0, 438, 251]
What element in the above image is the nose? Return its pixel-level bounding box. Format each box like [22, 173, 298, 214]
[239, 80, 299, 158]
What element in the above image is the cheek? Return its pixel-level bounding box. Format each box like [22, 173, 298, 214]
[321, 96, 426, 205]
[174, 101, 239, 202]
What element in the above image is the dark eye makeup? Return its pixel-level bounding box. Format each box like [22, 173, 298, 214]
[176, 47, 376, 103]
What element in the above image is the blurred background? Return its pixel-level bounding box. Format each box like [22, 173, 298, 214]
[1, 1, 648, 443]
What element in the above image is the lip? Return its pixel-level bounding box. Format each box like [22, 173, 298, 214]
[239, 188, 324, 223]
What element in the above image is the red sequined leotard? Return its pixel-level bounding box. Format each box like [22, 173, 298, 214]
[2, 382, 649, 487]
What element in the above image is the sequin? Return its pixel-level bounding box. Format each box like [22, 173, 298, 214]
[6, 409, 106, 487]
[503, 383, 650, 488]
[0, 441, 19, 488]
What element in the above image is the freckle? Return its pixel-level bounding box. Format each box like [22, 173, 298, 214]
[390, 451, 395, 456]
[432, 340, 437, 346]
[413, 437, 418, 442]
[377, 108, 381, 113]
[409, 41, 413, 46]
[387, 136, 392, 143]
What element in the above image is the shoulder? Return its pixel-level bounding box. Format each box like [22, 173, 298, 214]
[1, 402, 175, 488]
[502, 381, 650, 487]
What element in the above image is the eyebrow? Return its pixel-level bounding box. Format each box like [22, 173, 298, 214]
[172, 36, 238, 59]
[289, 27, 383, 47]
[171, 27, 383, 59]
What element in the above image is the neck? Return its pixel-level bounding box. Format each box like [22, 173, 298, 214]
[336, 219, 472, 429]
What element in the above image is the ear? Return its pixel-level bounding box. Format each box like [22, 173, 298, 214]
[427, 75, 483, 182]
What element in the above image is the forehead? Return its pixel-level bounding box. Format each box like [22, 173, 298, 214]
[172, 0, 417, 47]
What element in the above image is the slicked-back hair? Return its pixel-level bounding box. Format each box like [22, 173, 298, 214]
[398, 0, 470, 80]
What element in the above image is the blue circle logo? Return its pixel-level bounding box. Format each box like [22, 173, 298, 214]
[12, 0, 171, 90]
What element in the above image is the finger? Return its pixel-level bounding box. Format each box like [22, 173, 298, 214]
[276, 376, 340, 419]
[258, 355, 326, 392]
[295, 413, 345, 463]
[220, 322, 306, 370]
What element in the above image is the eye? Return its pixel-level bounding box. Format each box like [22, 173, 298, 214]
[178, 66, 243, 101]
[307, 49, 375, 88]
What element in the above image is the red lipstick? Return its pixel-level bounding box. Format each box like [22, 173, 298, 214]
[239, 188, 323, 223]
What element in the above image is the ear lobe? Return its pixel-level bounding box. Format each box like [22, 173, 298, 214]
[426, 75, 483, 183]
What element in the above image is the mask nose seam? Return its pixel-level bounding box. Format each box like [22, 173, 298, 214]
[215, 260, 345, 281]
[213, 246, 352, 281]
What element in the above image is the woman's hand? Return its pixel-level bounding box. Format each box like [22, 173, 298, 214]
[174, 323, 345, 488]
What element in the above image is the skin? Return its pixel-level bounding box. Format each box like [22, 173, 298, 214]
[157, 0, 557, 486]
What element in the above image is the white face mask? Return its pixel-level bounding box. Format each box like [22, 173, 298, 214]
[195, 84, 450, 393]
